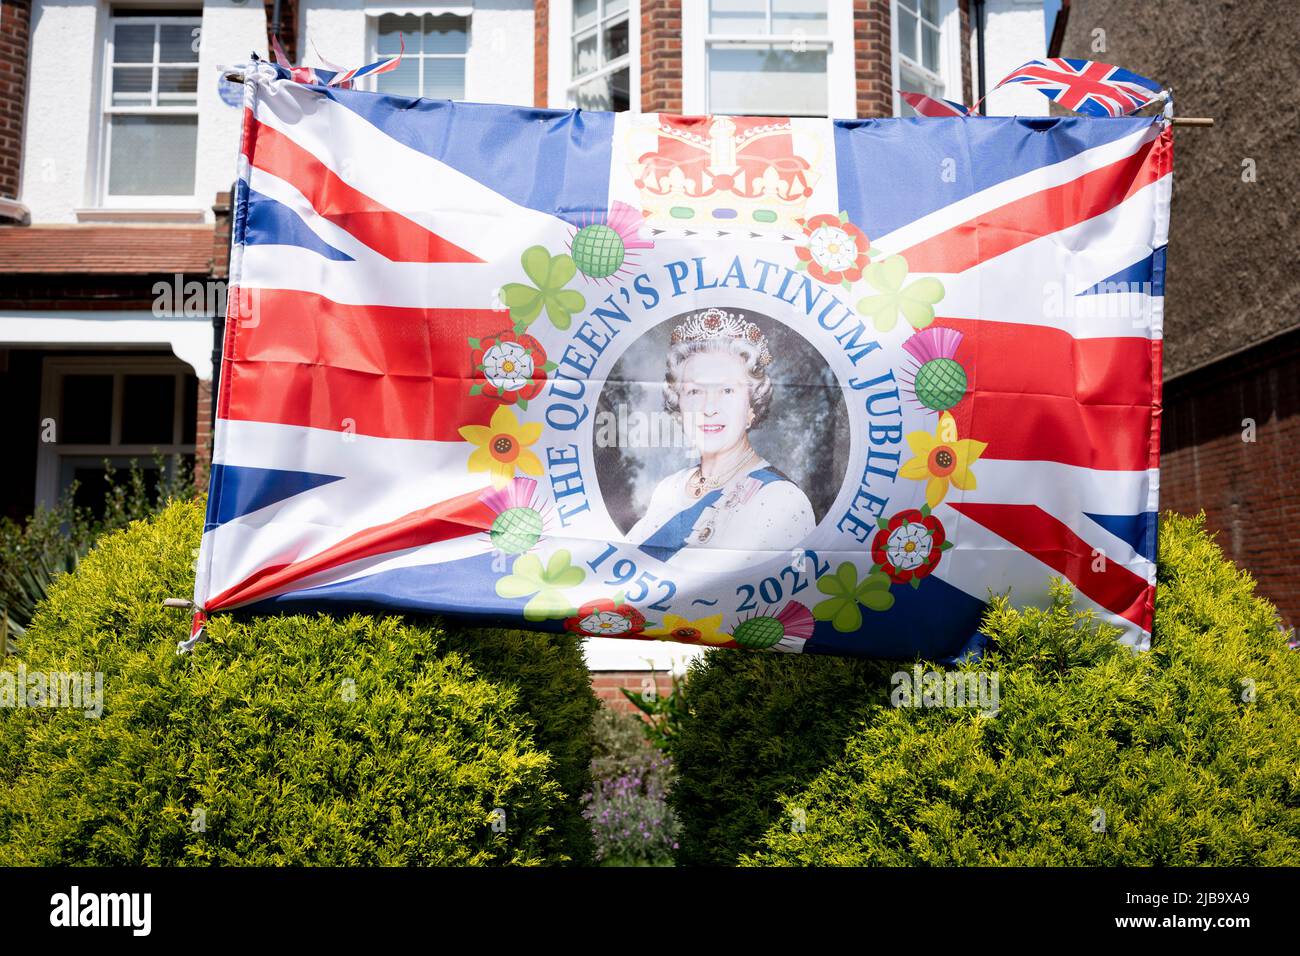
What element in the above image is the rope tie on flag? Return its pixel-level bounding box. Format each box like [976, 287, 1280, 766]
[163, 598, 207, 654]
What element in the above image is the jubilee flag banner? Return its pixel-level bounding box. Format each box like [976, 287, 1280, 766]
[191, 60, 1170, 660]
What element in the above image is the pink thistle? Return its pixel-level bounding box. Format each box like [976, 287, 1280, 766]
[775, 601, 815, 641]
[478, 477, 540, 516]
[605, 201, 654, 250]
[901, 326, 963, 364]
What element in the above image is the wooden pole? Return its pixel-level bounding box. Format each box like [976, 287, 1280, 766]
[1172, 117, 1214, 127]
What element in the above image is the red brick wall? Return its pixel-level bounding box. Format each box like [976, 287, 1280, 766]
[853, 0, 892, 118]
[0, 0, 31, 201]
[211, 191, 232, 280]
[640, 0, 682, 113]
[535, 0, 548, 108]
[591, 669, 673, 714]
[195, 378, 213, 488]
[1161, 330, 1300, 628]
[958, 0, 973, 107]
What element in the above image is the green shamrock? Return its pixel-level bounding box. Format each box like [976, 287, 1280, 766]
[495, 549, 586, 621]
[812, 562, 894, 632]
[500, 245, 586, 331]
[856, 254, 945, 332]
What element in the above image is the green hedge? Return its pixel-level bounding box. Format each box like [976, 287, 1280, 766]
[670, 513, 1300, 866]
[440, 626, 599, 865]
[0, 499, 597, 865]
[665, 651, 896, 866]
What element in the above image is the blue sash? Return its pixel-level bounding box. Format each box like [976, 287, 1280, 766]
[638, 468, 789, 563]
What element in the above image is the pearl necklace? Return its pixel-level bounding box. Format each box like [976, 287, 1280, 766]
[687, 447, 756, 499]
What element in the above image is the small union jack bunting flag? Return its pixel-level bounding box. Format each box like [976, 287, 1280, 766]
[901, 92, 971, 117]
[268, 33, 402, 90]
[993, 57, 1165, 118]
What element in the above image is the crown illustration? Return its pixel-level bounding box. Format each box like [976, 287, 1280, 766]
[629, 115, 821, 232]
[670, 308, 772, 366]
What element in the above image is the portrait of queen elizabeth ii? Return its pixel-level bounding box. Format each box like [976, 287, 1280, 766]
[627, 308, 816, 563]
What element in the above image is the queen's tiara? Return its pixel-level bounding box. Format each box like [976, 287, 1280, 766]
[669, 308, 772, 367]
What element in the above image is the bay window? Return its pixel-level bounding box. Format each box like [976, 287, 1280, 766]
[893, 0, 962, 115]
[570, 0, 631, 110]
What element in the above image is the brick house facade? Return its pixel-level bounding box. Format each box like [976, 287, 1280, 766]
[1, 0, 1048, 674]
[1051, 0, 1299, 628]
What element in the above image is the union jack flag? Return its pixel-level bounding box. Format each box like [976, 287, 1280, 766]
[190, 60, 1172, 660]
[901, 92, 971, 117]
[994, 57, 1165, 118]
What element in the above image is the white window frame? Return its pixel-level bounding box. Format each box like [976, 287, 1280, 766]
[97, 13, 202, 209]
[548, 0, 641, 112]
[365, 7, 472, 100]
[891, 0, 963, 115]
[36, 356, 197, 510]
[681, 1, 854, 118]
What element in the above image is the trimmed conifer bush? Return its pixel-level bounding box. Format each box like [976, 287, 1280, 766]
[0, 499, 597, 865]
[441, 626, 599, 865]
[665, 651, 897, 866]
[671, 513, 1300, 866]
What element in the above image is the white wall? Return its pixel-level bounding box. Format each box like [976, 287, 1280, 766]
[20, 0, 100, 222]
[20, 0, 267, 224]
[195, 1, 272, 207]
[976, 0, 1049, 116]
[299, 0, 535, 106]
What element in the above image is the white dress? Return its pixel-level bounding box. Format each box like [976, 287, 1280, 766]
[627, 458, 816, 566]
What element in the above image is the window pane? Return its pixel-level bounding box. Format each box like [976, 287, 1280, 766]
[574, 0, 599, 32]
[772, 0, 827, 34]
[111, 67, 153, 106]
[182, 375, 198, 445]
[113, 23, 155, 64]
[897, 0, 919, 12]
[60, 375, 113, 444]
[708, 44, 827, 115]
[423, 58, 465, 99]
[921, 23, 940, 72]
[921, 0, 940, 24]
[158, 67, 199, 106]
[604, 16, 629, 61]
[605, 0, 629, 15]
[710, 0, 767, 34]
[573, 30, 598, 77]
[377, 14, 419, 55]
[376, 57, 420, 97]
[121, 375, 177, 445]
[898, 10, 918, 61]
[572, 68, 630, 111]
[424, 14, 468, 54]
[108, 115, 197, 196]
[159, 23, 199, 63]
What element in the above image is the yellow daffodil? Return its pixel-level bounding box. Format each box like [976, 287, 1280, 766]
[459, 405, 543, 489]
[899, 411, 987, 508]
[642, 613, 730, 646]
